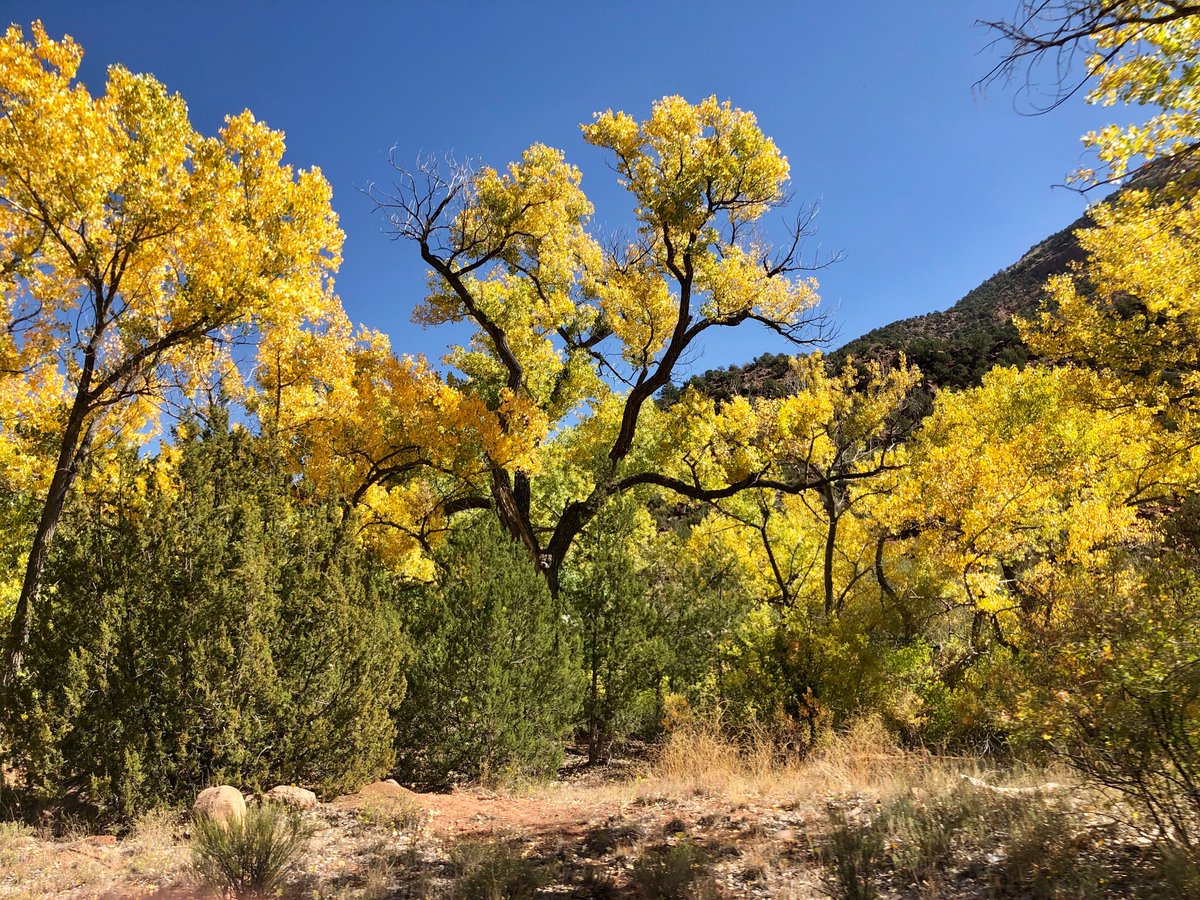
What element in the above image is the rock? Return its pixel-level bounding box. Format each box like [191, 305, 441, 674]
[266, 785, 318, 809]
[193, 785, 246, 826]
[352, 780, 420, 803]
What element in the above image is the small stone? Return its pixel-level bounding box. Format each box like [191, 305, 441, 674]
[193, 785, 246, 826]
[266, 785, 318, 809]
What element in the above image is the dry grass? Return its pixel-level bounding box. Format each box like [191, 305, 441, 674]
[0, 809, 190, 899]
[355, 793, 427, 835]
[649, 716, 930, 803]
[644, 715, 1078, 810]
[0, 728, 1148, 898]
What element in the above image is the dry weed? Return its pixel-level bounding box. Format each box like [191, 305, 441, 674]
[646, 715, 947, 806]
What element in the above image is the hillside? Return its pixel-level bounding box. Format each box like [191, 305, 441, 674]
[674, 215, 1085, 404]
[831, 215, 1084, 390]
[674, 156, 1191, 402]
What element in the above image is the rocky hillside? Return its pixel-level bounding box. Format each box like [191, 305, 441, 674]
[673, 155, 1192, 402]
[674, 215, 1085, 404]
[826, 214, 1083, 391]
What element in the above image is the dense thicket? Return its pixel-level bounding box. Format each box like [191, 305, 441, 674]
[4, 412, 406, 818]
[392, 516, 580, 786]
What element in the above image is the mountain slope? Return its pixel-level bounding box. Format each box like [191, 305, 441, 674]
[825, 213, 1086, 390]
[673, 216, 1085, 405]
[674, 157, 1191, 403]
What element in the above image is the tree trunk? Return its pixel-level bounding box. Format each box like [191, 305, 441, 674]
[588, 610, 601, 766]
[4, 404, 93, 684]
[822, 486, 839, 616]
[490, 465, 540, 558]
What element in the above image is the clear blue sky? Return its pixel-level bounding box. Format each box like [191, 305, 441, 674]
[11, 1, 1114, 379]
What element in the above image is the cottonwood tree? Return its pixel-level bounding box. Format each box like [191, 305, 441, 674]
[981, 1, 1200, 178]
[980, 3, 1200, 104]
[700, 354, 919, 618]
[364, 96, 844, 592]
[887, 366, 1189, 662]
[0, 23, 342, 678]
[983, 2, 1200, 433]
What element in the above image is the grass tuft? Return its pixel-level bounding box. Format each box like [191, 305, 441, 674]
[446, 836, 557, 900]
[628, 840, 718, 900]
[192, 802, 314, 898]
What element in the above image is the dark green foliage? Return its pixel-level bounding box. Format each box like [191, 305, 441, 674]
[565, 503, 663, 764]
[393, 516, 581, 786]
[5, 410, 406, 819]
[192, 803, 314, 898]
[659, 352, 800, 406]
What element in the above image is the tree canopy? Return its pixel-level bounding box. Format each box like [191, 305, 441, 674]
[0, 22, 343, 677]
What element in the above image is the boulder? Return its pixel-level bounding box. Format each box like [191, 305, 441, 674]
[193, 785, 246, 826]
[266, 785, 318, 810]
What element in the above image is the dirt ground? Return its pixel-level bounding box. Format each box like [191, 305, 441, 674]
[0, 735, 1160, 899]
[0, 753, 828, 898]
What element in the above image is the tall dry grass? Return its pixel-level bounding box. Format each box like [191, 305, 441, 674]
[644, 715, 1071, 807]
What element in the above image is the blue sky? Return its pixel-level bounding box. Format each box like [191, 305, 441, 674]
[11, 1, 1114, 380]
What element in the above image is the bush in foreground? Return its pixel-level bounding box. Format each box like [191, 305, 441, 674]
[192, 803, 314, 898]
[6, 412, 407, 819]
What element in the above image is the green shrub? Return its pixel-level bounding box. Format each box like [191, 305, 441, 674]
[628, 841, 717, 900]
[828, 780, 1114, 898]
[192, 803, 314, 898]
[564, 501, 664, 765]
[879, 791, 975, 883]
[6, 411, 407, 819]
[821, 808, 882, 900]
[716, 596, 937, 752]
[394, 516, 580, 786]
[1017, 567, 1200, 847]
[446, 838, 557, 900]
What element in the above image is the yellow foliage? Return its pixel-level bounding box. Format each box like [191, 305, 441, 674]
[1076, 8, 1200, 178]
[0, 20, 343, 489]
[1021, 189, 1200, 418]
[892, 366, 1188, 622]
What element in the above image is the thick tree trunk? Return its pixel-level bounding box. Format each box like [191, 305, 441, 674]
[490, 466, 540, 558]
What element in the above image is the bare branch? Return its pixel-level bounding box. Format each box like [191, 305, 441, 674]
[977, 1, 1200, 113]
